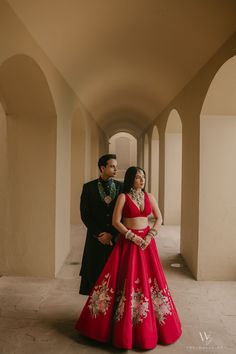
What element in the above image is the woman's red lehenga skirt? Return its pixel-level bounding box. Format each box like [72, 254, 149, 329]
[75, 227, 182, 349]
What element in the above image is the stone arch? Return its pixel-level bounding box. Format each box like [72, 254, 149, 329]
[0, 54, 57, 276]
[109, 132, 137, 180]
[164, 109, 182, 225]
[151, 125, 159, 201]
[199, 55, 236, 280]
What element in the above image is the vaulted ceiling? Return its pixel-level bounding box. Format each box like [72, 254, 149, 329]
[7, 0, 236, 137]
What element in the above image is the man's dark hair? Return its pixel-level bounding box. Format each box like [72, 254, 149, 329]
[123, 166, 146, 193]
[98, 154, 117, 171]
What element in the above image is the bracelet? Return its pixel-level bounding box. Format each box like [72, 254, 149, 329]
[148, 228, 158, 237]
[125, 230, 132, 239]
[125, 230, 135, 241]
[125, 230, 134, 239]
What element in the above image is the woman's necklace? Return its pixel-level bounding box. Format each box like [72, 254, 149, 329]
[129, 188, 144, 210]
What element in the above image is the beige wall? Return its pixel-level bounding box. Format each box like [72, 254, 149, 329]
[90, 117, 100, 180]
[151, 126, 159, 201]
[144, 134, 149, 191]
[164, 133, 182, 224]
[70, 106, 86, 225]
[0, 53, 57, 276]
[0, 103, 8, 271]
[164, 110, 182, 225]
[199, 56, 236, 280]
[140, 33, 236, 280]
[99, 129, 109, 157]
[137, 135, 143, 167]
[7, 112, 56, 276]
[70, 104, 107, 224]
[0, 0, 96, 276]
[199, 115, 236, 279]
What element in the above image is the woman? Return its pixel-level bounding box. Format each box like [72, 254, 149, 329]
[75, 167, 182, 349]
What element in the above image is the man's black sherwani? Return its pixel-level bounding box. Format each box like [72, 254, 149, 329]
[79, 178, 123, 295]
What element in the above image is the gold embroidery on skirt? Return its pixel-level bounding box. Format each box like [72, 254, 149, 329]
[114, 282, 126, 321]
[149, 278, 173, 325]
[88, 273, 114, 318]
[131, 278, 149, 326]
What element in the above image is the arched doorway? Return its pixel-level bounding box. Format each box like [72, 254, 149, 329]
[0, 55, 57, 276]
[164, 110, 182, 225]
[199, 56, 236, 280]
[151, 126, 159, 201]
[109, 132, 137, 181]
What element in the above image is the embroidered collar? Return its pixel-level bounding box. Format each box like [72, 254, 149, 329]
[98, 178, 116, 204]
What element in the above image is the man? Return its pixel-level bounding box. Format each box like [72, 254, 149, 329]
[79, 154, 123, 295]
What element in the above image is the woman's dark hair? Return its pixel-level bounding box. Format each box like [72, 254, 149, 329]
[123, 166, 146, 193]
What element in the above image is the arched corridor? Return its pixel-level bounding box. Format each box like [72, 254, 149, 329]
[1, 0, 236, 352]
[109, 132, 137, 180]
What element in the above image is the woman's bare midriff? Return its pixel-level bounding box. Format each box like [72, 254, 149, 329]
[123, 217, 148, 230]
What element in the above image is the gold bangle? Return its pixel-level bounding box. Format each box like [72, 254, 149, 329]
[149, 228, 158, 237]
[125, 230, 132, 239]
[125, 230, 135, 241]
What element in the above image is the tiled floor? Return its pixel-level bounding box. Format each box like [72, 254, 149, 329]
[0, 224, 236, 354]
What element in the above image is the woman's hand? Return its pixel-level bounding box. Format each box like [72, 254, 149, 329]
[132, 235, 144, 247]
[141, 235, 153, 250]
[127, 233, 151, 250]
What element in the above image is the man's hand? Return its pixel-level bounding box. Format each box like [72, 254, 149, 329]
[98, 232, 113, 246]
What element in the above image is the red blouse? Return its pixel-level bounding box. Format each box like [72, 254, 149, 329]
[122, 192, 152, 218]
